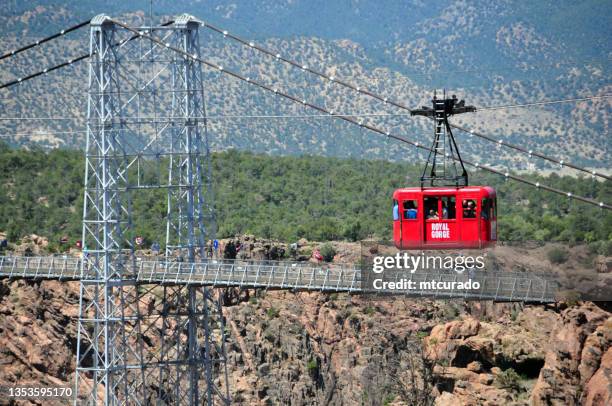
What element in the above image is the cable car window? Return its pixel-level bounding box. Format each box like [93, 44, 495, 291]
[441, 196, 456, 219]
[403, 200, 418, 220]
[393, 200, 399, 220]
[462, 199, 477, 218]
[424, 197, 440, 220]
[482, 198, 491, 220]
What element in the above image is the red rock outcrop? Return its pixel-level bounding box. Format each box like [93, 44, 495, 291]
[530, 303, 611, 406]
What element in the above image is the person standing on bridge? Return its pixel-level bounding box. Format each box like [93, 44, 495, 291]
[224, 240, 237, 260]
[206, 240, 213, 259]
[213, 239, 219, 258]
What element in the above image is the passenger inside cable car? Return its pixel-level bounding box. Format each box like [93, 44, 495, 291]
[404, 200, 417, 219]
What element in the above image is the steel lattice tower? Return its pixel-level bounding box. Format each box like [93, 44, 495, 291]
[75, 14, 229, 405]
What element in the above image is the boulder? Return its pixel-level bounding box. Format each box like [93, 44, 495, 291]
[467, 361, 483, 373]
[445, 318, 481, 339]
[425, 318, 481, 361]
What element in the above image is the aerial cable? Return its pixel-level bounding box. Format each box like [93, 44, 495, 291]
[8, 103, 612, 120]
[2, 19, 606, 180]
[449, 122, 610, 181]
[0, 130, 86, 138]
[0, 117, 84, 121]
[0, 20, 90, 61]
[0, 20, 175, 91]
[0, 113, 403, 122]
[110, 19, 612, 211]
[201, 21, 610, 181]
[0, 54, 89, 90]
[475, 94, 612, 111]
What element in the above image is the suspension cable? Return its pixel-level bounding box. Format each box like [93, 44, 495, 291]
[6, 20, 607, 183]
[0, 55, 89, 90]
[0, 130, 86, 138]
[201, 21, 611, 181]
[111, 20, 612, 211]
[0, 112, 414, 121]
[475, 94, 612, 111]
[0, 20, 175, 91]
[0, 20, 90, 61]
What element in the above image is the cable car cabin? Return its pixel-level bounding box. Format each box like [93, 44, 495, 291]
[393, 187, 497, 250]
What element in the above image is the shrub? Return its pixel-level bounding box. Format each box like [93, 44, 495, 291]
[383, 394, 396, 406]
[533, 228, 551, 241]
[437, 358, 448, 367]
[589, 240, 612, 256]
[343, 221, 364, 242]
[300, 247, 313, 258]
[558, 290, 581, 307]
[547, 247, 569, 264]
[306, 358, 318, 371]
[319, 243, 336, 262]
[364, 306, 376, 315]
[443, 304, 460, 320]
[415, 331, 429, 339]
[587, 242, 600, 255]
[495, 368, 521, 392]
[600, 240, 612, 256]
[266, 307, 279, 318]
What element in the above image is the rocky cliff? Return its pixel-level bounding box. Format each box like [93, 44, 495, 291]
[1, 285, 610, 404]
[0, 240, 610, 405]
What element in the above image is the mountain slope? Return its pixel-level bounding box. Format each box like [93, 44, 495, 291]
[0, 1, 610, 169]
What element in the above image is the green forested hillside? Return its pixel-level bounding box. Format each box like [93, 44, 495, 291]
[0, 143, 610, 252]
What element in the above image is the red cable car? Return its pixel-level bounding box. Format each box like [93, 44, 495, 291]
[393, 186, 497, 249]
[393, 91, 497, 250]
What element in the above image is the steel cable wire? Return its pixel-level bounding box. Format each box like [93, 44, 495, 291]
[0, 20, 90, 61]
[201, 21, 611, 181]
[0, 20, 175, 91]
[112, 19, 611, 211]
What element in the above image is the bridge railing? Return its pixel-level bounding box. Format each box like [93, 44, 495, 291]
[0, 255, 559, 302]
[0, 255, 362, 289]
[0, 255, 82, 280]
[134, 259, 362, 292]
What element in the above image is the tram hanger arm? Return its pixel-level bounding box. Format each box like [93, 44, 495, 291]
[410, 102, 476, 117]
[410, 107, 435, 117]
[452, 105, 477, 115]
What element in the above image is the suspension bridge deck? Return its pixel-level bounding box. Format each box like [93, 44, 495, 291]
[0, 255, 558, 302]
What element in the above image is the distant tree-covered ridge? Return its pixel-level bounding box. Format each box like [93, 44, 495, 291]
[1, 2, 610, 169]
[0, 142, 610, 252]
